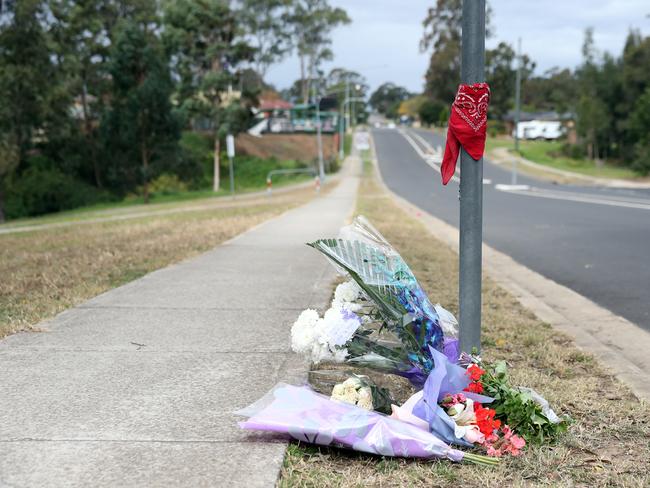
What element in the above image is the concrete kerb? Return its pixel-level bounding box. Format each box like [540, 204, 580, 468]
[490, 146, 650, 189]
[368, 133, 650, 402]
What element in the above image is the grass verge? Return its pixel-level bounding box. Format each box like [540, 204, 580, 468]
[486, 138, 639, 180]
[0, 186, 320, 338]
[279, 157, 650, 487]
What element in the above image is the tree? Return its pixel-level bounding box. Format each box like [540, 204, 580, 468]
[286, 0, 350, 104]
[238, 0, 293, 85]
[421, 0, 492, 105]
[369, 82, 411, 119]
[485, 41, 534, 120]
[47, 0, 114, 188]
[163, 0, 254, 191]
[630, 86, 650, 174]
[418, 99, 444, 126]
[522, 68, 577, 113]
[0, 0, 55, 219]
[325, 68, 368, 123]
[102, 21, 180, 203]
[576, 28, 610, 162]
[0, 135, 19, 223]
[0, 0, 53, 162]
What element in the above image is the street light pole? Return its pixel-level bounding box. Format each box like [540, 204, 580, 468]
[310, 69, 325, 184]
[339, 75, 348, 160]
[512, 38, 522, 185]
[315, 95, 325, 183]
[514, 37, 522, 158]
[458, 0, 486, 354]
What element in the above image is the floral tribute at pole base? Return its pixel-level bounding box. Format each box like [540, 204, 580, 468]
[237, 216, 567, 465]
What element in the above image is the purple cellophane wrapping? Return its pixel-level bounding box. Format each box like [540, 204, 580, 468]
[237, 383, 464, 462]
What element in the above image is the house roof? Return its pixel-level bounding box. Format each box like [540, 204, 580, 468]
[259, 98, 293, 111]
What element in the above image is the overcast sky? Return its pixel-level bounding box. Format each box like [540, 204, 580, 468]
[265, 0, 650, 94]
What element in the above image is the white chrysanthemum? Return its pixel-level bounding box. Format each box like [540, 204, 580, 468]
[318, 308, 361, 347]
[290, 309, 320, 354]
[334, 280, 362, 304]
[434, 303, 459, 338]
[331, 347, 348, 363]
[331, 299, 362, 312]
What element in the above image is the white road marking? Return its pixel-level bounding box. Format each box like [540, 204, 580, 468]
[398, 129, 460, 183]
[496, 185, 650, 211]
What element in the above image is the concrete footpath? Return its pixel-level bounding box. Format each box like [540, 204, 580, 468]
[0, 159, 360, 487]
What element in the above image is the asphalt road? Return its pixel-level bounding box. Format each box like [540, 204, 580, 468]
[372, 127, 650, 331]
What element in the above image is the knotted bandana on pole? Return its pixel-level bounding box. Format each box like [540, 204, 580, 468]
[440, 83, 490, 185]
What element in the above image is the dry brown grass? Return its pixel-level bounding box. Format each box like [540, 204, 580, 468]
[0, 188, 316, 338]
[279, 160, 650, 487]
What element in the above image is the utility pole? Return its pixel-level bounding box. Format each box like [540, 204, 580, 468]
[512, 37, 522, 184]
[514, 38, 522, 154]
[311, 69, 325, 184]
[339, 75, 348, 160]
[458, 0, 486, 354]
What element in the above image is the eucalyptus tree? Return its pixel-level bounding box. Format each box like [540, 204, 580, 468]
[163, 0, 254, 191]
[238, 0, 293, 85]
[285, 0, 349, 104]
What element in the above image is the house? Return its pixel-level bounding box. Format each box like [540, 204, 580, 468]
[503, 111, 576, 143]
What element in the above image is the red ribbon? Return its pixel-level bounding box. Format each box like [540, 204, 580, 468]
[440, 83, 490, 185]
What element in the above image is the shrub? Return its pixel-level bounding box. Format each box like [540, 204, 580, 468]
[143, 173, 188, 195]
[6, 166, 108, 218]
[631, 142, 650, 176]
[560, 142, 585, 160]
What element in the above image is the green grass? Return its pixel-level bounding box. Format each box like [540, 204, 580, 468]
[1, 156, 313, 229]
[485, 138, 639, 180]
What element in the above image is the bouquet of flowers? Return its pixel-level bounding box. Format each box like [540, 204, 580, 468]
[238, 215, 567, 463]
[237, 383, 497, 465]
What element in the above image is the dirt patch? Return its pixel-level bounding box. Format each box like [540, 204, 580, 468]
[237, 133, 338, 163]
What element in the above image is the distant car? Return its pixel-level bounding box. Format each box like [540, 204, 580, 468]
[387, 122, 396, 129]
[513, 120, 564, 140]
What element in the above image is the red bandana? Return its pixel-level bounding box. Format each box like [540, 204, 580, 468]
[440, 83, 490, 185]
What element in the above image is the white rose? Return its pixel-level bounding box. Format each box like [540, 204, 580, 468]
[356, 387, 374, 410]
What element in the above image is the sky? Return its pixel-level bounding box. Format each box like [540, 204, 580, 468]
[265, 0, 650, 94]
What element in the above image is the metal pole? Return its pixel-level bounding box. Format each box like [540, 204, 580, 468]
[339, 75, 346, 160]
[514, 37, 522, 156]
[312, 73, 325, 184]
[345, 78, 350, 131]
[229, 155, 235, 196]
[458, 0, 485, 354]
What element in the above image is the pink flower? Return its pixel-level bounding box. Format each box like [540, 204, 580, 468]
[487, 446, 502, 457]
[462, 425, 485, 444]
[510, 434, 526, 450]
[501, 425, 513, 440]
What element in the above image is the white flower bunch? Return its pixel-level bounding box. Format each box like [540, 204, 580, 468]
[330, 377, 374, 410]
[290, 306, 361, 364]
[331, 280, 364, 312]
